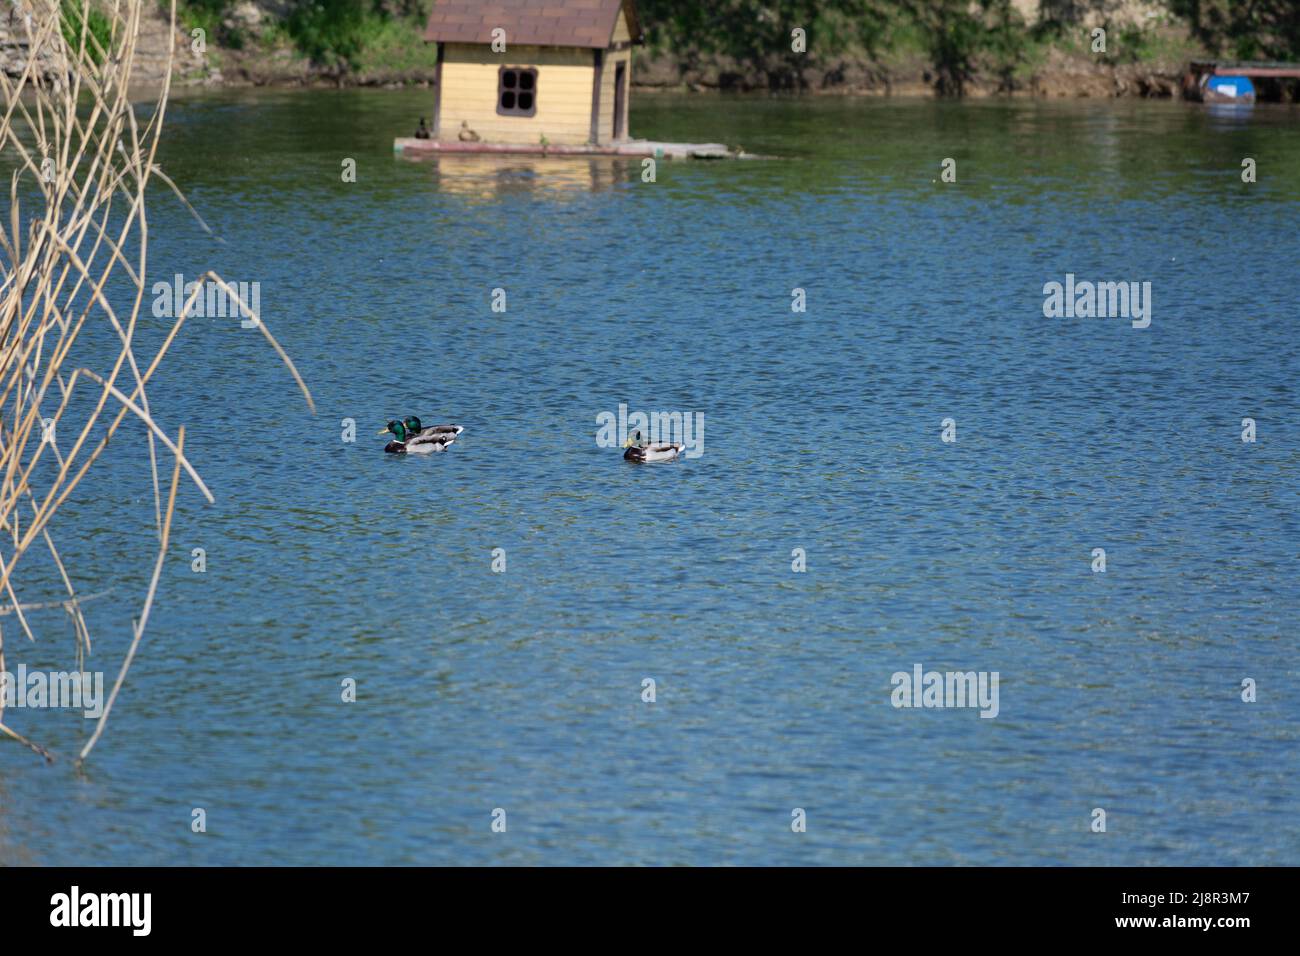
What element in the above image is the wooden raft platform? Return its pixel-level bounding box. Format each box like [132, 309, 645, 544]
[394, 137, 739, 160]
[1189, 59, 1300, 79]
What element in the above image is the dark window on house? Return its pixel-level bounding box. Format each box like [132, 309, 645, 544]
[498, 68, 538, 116]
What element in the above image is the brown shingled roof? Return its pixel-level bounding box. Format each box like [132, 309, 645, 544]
[424, 0, 643, 49]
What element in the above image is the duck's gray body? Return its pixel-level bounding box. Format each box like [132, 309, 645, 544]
[385, 434, 455, 455]
[411, 423, 463, 440]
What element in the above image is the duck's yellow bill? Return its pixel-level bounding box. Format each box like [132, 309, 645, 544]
[376, 427, 390, 436]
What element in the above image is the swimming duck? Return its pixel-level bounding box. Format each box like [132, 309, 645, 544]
[623, 430, 683, 463]
[402, 416, 463, 441]
[378, 419, 456, 455]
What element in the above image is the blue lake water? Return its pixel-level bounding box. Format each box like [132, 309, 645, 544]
[1, 90, 1297, 865]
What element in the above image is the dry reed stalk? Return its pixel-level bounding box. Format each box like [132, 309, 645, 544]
[0, 1, 312, 763]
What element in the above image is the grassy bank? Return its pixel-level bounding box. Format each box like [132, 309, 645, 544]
[168, 0, 1300, 99]
[170, 0, 440, 82]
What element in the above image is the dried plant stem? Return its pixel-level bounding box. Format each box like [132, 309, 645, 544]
[77, 428, 183, 765]
[0, 1, 311, 762]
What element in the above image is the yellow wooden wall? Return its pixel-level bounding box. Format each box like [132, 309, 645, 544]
[613, 5, 631, 43]
[438, 44, 596, 145]
[598, 48, 632, 142]
[601, 6, 634, 141]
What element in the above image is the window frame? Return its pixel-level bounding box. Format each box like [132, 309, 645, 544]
[496, 66, 539, 118]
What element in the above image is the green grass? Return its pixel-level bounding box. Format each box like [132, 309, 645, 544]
[165, 0, 231, 47]
[879, 20, 932, 59]
[166, 1, 435, 72]
[352, 16, 441, 76]
[61, 0, 115, 65]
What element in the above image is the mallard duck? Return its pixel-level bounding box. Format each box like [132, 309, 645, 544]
[378, 419, 456, 455]
[402, 416, 463, 441]
[623, 430, 683, 463]
[414, 117, 431, 140]
[458, 121, 481, 143]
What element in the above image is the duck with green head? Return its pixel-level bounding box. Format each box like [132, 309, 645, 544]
[378, 417, 462, 454]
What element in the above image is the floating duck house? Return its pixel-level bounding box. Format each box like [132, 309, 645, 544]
[423, 0, 644, 146]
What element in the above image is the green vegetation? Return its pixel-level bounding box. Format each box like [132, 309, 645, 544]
[287, 4, 440, 74]
[162, 0, 1300, 94]
[635, 1, 1050, 92]
[155, 0, 1058, 86]
[167, 0, 433, 71]
[1169, 0, 1300, 61]
[61, 0, 116, 64]
[178, 0, 242, 50]
[635, 0, 1189, 94]
[638, 0, 886, 90]
[286, 0, 371, 66]
[351, 15, 442, 76]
